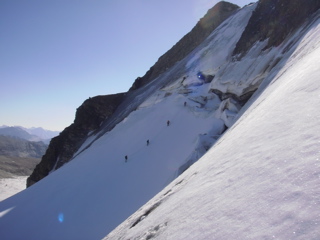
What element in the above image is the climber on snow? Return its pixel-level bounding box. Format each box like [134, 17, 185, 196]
[167, 120, 170, 126]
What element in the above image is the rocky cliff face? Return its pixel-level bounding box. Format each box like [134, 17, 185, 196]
[129, 1, 239, 91]
[27, 93, 126, 187]
[233, 0, 320, 58]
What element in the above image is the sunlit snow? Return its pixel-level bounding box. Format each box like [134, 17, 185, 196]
[105, 10, 320, 240]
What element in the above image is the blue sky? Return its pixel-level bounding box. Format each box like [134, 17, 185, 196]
[0, 0, 255, 131]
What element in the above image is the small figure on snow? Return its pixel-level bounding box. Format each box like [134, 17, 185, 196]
[184, 101, 187, 107]
[147, 140, 150, 146]
[167, 120, 170, 126]
[125, 155, 128, 162]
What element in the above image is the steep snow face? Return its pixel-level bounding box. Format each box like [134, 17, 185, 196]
[104, 14, 320, 240]
[0, 3, 319, 240]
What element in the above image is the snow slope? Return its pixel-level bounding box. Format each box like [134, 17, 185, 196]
[0, 3, 319, 240]
[105, 13, 320, 240]
[0, 79, 224, 239]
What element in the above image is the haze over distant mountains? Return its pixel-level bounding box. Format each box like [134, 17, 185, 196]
[0, 126, 59, 179]
[0, 125, 59, 144]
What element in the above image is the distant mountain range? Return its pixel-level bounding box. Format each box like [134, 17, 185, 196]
[0, 126, 59, 144]
[0, 126, 59, 178]
[0, 135, 47, 158]
[0, 135, 46, 178]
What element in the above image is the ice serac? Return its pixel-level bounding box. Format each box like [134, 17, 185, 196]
[129, 1, 239, 91]
[27, 93, 126, 187]
[205, 0, 320, 106]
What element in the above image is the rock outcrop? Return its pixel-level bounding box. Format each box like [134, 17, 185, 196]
[129, 1, 239, 91]
[233, 0, 320, 58]
[27, 93, 126, 187]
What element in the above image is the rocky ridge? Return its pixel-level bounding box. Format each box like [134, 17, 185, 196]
[233, 0, 320, 58]
[27, 93, 126, 187]
[129, 1, 240, 91]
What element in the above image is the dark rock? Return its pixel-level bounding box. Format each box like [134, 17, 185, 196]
[210, 89, 255, 105]
[27, 93, 126, 187]
[205, 75, 215, 83]
[129, 1, 239, 91]
[233, 0, 320, 58]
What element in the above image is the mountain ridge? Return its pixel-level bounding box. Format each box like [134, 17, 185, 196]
[27, 93, 126, 186]
[129, 1, 240, 91]
[233, 0, 320, 58]
[0, 125, 59, 143]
